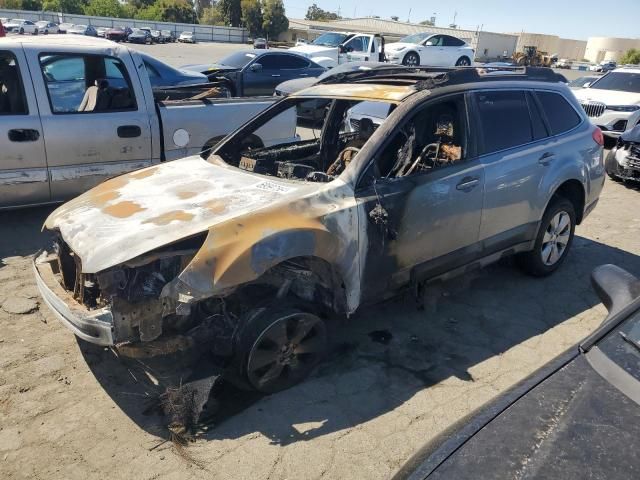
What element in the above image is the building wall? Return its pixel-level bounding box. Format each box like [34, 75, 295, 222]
[476, 31, 518, 61]
[585, 37, 640, 63]
[515, 32, 560, 55]
[556, 38, 587, 60]
[0, 8, 247, 43]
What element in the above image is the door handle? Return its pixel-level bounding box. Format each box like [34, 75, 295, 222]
[271, 74, 281, 77]
[456, 177, 480, 191]
[538, 152, 555, 165]
[117, 125, 141, 138]
[8, 128, 39, 142]
[299, 73, 309, 76]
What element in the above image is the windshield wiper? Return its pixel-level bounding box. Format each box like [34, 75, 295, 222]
[620, 331, 640, 354]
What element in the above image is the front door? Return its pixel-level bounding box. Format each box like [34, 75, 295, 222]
[343, 35, 374, 63]
[243, 53, 313, 96]
[356, 93, 485, 303]
[26, 47, 153, 202]
[0, 48, 50, 208]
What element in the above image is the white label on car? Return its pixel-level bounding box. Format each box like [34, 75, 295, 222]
[253, 180, 293, 194]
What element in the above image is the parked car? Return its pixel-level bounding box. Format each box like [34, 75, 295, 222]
[57, 22, 74, 34]
[160, 30, 175, 43]
[127, 28, 152, 44]
[556, 58, 573, 69]
[67, 25, 98, 37]
[289, 31, 385, 68]
[178, 31, 195, 43]
[35, 21, 59, 35]
[394, 264, 640, 480]
[96, 27, 108, 38]
[385, 32, 475, 67]
[0, 36, 296, 209]
[568, 75, 599, 90]
[4, 19, 38, 35]
[105, 26, 131, 42]
[34, 67, 603, 411]
[590, 60, 617, 72]
[139, 52, 208, 88]
[573, 67, 640, 139]
[295, 38, 308, 46]
[150, 30, 161, 43]
[605, 123, 640, 182]
[183, 49, 326, 96]
[253, 37, 267, 49]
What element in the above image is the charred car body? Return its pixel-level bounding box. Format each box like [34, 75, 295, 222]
[35, 66, 604, 395]
[606, 124, 640, 182]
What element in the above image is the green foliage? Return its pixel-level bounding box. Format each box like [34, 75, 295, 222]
[620, 48, 640, 65]
[218, 0, 241, 27]
[241, 0, 262, 37]
[262, 0, 286, 39]
[305, 3, 339, 21]
[42, 0, 85, 13]
[0, 0, 24, 9]
[419, 19, 434, 26]
[135, 0, 196, 22]
[84, 0, 124, 17]
[200, 5, 225, 24]
[22, 0, 43, 10]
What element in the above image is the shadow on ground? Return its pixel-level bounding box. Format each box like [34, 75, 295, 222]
[78, 235, 640, 446]
[0, 206, 56, 262]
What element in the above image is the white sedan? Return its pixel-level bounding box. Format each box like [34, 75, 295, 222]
[386, 33, 475, 67]
[4, 19, 39, 35]
[35, 21, 59, 34]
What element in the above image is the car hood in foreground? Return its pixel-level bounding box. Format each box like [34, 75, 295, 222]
[276, 77, 317, 94]
[44, 156, 320, 274]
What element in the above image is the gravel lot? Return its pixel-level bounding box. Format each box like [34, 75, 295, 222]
[0, 41, 629, 479]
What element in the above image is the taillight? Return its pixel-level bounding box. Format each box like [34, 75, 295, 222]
[592, 127, 604, 146]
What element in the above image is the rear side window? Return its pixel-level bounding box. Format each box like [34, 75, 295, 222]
[0, 50, 28, 115]
[536, 91, 581, 135]
[526, 92, 548, 140]
[443, 35, 465, 47]
[476, 91, 533, 154]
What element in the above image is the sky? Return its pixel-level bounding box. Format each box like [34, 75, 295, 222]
[282, 0, 640, 41]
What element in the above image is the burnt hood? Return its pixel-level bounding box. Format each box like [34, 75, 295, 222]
[44, 156, 318, 274]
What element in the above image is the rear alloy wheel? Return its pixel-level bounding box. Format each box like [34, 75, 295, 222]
[402, 52, 420, 66]
[517, 197, 576, 276]
[455, 56, 471, 66]
[239, 307, 327, 393]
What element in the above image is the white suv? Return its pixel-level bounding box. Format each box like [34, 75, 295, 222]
[386, 33, 475, 67]
[573, 67, 640, 138]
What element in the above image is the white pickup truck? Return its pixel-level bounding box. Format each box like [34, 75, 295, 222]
[0, 35, 295, 209]
[289, 31, 385, 69]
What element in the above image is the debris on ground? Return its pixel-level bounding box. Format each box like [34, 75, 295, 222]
[2, 297, 38, 315]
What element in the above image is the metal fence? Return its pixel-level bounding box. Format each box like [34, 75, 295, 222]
[0, 9, 248, 43]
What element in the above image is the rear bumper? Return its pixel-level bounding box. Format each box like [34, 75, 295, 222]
[33, 251, 115, 346]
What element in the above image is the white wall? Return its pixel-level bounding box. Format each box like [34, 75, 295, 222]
[585, 36, 640, 63]
[0, 8, 247, 43]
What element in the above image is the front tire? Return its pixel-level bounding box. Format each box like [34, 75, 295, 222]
[19, 28, 24, 34]
[402, 51, 420, 66]
[455, 56, 471, 66]
[232, 307, 328, 393]
[517, 197, 576, 276]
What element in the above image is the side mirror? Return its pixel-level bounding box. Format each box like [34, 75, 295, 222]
[425, 41, 434, 46]
[249, 63, 263, 72]
[338, 45, 347, 54]
[583, 82, 591, 88]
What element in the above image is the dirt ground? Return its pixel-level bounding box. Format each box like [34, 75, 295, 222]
[1, 178, 639, 479]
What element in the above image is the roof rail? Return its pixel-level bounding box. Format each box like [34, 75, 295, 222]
[319, 65, 567, 87]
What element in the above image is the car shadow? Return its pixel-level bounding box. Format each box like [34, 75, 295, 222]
[77, 235, 640, 446]
[0, 205, 56, 264]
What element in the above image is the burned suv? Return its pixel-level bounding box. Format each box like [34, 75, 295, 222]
[35, 67, 605, 394]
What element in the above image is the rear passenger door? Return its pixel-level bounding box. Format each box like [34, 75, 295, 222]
[243, 53, 311, 96]
[474, 90, 555, 246]
[0, 48, 50, 208]
[27, 48, 153, 202]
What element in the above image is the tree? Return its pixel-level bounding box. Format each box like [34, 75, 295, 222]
[262, 0, 287, 39]
[218, 0, 241, 27]
[0, 0, 22, 8]
[22, 0, 43, 10]
[42, 0, 85, 13]
[305, 3, 339, 21]
[390, 15, 399, 21]
[194, 0, 210, 15]
[136, 0, 196, 22]
[620, 48, 640, 65]
[84, 0, 124, 17]
[419, 19, 435, 26]
[200, 5, 225, 24]
[241, 0, 262, 37]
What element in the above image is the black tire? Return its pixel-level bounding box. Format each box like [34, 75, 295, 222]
[455, 56, 471, 66]
[517, 197, 576, 277]
[230, 306, 327, 393]
[402, 51, 420, 66]
[19, 28, 24, 35]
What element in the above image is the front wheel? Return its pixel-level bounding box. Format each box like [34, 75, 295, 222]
[402, 52, 420, 66]
[232, 307, 328, 393]
[19, 28, 24, 34]
[517, 197, 576, 276]
[455, 56, 471, 66]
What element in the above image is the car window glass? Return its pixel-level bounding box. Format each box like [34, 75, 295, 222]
[426, 35, 443, 46]
[536, 91, 581, 135]
[443, 36, 464, 47]
[526, 92, 548, 140]
[39, 54, 137, 113]
[371, 94, 467, 181]
[0, 50, 28, 115]
[590, 72, 640, 93]
[144, 60, 160, 78]
[345, 36, 369, 52]
[476, 91, 533, 154]
[260, 54, 308, 69]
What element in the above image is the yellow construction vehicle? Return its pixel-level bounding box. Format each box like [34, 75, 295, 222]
[513, 46, 557, 67]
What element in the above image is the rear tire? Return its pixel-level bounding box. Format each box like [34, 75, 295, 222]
[517, 197, 576, 277]
[230, 307, 328, 393]
[455, 56, 471, 66]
